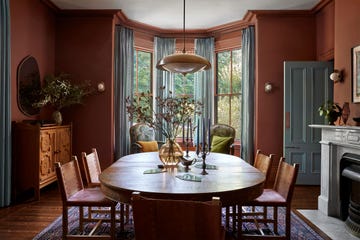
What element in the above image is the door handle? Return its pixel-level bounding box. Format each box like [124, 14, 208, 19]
[285, 112, 290, 129]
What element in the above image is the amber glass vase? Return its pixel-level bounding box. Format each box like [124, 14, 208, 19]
[159, 139, 183, 167]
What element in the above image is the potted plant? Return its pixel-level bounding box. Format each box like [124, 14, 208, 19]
[126, 87, 202, 166]
[32, 73, 94, 125]
[318, 100, 342, 125]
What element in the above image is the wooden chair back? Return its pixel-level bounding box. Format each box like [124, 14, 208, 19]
[55, 156, 84, 202]
[132, 192, 225, 240]
[254, 149, 274, 188]
[273, 157, 299, 204]
[81, 148, 101, 187]
[55, 157, 117, 239]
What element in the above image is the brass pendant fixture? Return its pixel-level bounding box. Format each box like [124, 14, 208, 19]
[156, 0, 211, 76]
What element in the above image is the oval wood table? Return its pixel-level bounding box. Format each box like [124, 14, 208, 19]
[100, 152, 265, 207]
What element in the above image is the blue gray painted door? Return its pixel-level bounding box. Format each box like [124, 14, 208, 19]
[284, 61, 333, 185]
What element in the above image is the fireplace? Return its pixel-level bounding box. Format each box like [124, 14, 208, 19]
[309, 124, 360, 218]
[341, 153, 360, 237]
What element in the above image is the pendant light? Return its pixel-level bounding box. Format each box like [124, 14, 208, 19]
[156, 0, 211, 76]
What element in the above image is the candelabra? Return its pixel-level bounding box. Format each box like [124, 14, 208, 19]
[196, 143, 211, 175]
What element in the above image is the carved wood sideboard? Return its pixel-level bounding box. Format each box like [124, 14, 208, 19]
[13, 122, 72, 202]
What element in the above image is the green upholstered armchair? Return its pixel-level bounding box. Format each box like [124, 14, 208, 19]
[210, 124, 236, 155]
[129, 123, 163, 154]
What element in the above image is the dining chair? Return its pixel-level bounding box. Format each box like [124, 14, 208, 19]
[226, 150, 275, 231]
[129, 123, 163, 153]
[253, 149, 275, 188]
[55, 156, 116, 239]
[210, 124, 236, 155]
[131, 192, 226, 240]
[238, 157, 299, 239]
[81, 148, 128, 231]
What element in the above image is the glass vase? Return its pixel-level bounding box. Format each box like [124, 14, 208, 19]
[159, 139, 183, 167]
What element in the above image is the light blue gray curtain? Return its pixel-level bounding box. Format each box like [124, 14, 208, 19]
[0, 0, 11, 207]
[153, 37, 175, 141]
[114, 26, 134, 159]
[240, 26, 255, 163]
[194, 37, 214, 146]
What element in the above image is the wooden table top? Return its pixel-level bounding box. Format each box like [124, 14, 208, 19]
[99, 152, 265, 206]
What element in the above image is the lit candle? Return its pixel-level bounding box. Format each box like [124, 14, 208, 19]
[196, 119, 200, 155]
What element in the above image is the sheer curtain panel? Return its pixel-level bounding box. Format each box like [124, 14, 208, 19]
[153, 37, 175, 142]
[0, 0, 11, 207]
[240, 26, 255, 163]
[114, 26, 134, 159]
[194, 37, 214, 146]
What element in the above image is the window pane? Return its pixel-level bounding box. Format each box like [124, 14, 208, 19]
[137, 51, 151, 93]
[232, 49, 242, 94]
[231, 95, 241, 139]
[216, 95, 230, 125]
[175, 73, 194, 96]
[215, 49, 241, 140]
[217, 51, 231, 94]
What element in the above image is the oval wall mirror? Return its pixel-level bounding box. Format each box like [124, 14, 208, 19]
[17, 55, 41, 116]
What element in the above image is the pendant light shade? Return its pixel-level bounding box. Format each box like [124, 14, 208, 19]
[156, 53, 211, 75]
[156, 0, 211, 76]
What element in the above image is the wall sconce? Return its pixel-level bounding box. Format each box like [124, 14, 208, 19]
[97, 82, 105, 92]
[264, 82, 273, 93]
[330, 70, 343, 83]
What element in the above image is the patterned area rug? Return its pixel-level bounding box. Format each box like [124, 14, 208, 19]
[34, 206, 330, 240]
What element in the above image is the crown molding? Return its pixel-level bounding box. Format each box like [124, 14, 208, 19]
[311, 0, 334, 14]
[41, 0, 60, 13]
[56, 9, 120, 17]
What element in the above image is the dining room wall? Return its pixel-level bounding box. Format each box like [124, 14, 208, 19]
[10, 0, 56, 122]
[55, 12, 117, 169]
[252, 12, 317, 185]
[333, 0, 360, 125]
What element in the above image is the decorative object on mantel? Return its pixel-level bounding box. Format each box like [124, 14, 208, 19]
[156, 0, 211, 75]
[318, 100, 342, 125]
[32, 73, 94, 125]
[126, 87, 202, 167]
[353, 117, 360, 126]
[341, 102, 350, 125]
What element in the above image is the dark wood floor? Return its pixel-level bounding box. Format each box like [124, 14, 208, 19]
[0, 184, 320, 240]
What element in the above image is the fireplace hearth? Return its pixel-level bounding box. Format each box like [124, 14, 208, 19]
[341, 153, 360, 237]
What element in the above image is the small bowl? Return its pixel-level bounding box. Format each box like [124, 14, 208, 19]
[180, 157, 196, 171]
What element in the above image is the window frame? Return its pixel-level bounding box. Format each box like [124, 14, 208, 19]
[214, 48, 242, 140]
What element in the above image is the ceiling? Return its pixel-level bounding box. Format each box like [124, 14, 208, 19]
[50, 0, 321, 30]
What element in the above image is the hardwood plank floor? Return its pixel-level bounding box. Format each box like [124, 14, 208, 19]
[0, 184, 320, 239]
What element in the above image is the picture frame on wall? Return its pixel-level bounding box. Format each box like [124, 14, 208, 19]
[352, 45, 360, 103]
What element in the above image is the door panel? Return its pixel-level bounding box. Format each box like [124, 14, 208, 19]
[284, 61, 333, 185]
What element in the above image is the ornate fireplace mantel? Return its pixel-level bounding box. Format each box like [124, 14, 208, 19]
[310, 125, 360, 218]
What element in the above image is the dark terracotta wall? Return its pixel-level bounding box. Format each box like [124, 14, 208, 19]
[10, 0, 55, 121]
[316, 1, 334, 61]
[55, 15, 115, 168]
[333, 0, 360, 125]
[254, 14, 317, 183]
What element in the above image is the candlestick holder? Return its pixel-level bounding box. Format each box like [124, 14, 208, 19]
[197, 143, 211, 175]
[184, 138, 190, 158]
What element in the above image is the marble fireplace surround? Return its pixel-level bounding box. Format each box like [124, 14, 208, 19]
[310, 125, 360, 218]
